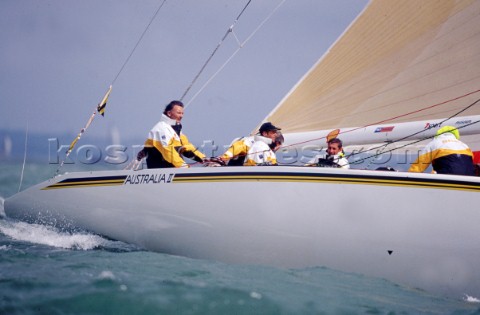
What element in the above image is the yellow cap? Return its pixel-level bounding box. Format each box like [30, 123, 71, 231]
[436, 126, 460, 139]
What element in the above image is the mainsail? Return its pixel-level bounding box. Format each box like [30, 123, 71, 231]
[260, 0, 480, 150]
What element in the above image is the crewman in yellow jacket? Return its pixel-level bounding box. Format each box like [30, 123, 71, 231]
[219, 136, 255, 166]
[138, 100, 205, 168]
[220, 122, 284, 166]
[408, 126, 474, 176]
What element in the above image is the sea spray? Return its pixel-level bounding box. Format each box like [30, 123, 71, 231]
[0, 196, 5, 218]
[464, 294, 480, 303]
[0, 219, 109, 250]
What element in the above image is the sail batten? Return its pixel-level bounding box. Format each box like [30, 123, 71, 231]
[260, 0, 480, 141]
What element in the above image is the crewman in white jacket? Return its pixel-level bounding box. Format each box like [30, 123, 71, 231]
[408, 126, 474, 175]
[307, 138, 350, 169]
[244, 122, 283, 166]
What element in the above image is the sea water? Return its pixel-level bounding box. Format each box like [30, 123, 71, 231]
[1, 161, 479, 315]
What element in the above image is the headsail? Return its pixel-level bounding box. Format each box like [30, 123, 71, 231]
[259, 0, 480, 148]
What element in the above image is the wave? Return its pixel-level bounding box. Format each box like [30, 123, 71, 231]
[464, 294, 480, 303]
[0, 218, 111, 250]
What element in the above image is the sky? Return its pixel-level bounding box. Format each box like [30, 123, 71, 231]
[0, 0, 369, 152]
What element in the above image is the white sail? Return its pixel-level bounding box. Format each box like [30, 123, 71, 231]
[260, 0, 480, 150]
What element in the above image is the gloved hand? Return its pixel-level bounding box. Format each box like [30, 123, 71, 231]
[202, 157, 226, 167]
[136, 148, 147, 161]
[207, 157, 226, 166]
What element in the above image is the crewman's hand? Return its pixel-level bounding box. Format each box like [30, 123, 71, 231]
[202, 157, 226, 167]
[136, 148, 147, 161]
[208, 157, 226, 166]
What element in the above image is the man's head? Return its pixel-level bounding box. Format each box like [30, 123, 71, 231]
[164, 100, 184, 123]
[436, 126, 460, 140]
[326, 138, 343, 156]
[259, 122, 281, 141]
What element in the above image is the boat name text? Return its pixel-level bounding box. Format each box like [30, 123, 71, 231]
[124, 173, 175, 185]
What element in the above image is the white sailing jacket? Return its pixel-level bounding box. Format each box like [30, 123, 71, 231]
[244, 135, 277, 166]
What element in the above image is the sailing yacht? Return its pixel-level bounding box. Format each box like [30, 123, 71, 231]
[5, 0, 480, 298]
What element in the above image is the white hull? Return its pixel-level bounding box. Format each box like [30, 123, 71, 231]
[5, 166, 480, 298]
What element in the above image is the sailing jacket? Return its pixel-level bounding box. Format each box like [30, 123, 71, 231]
[220, 136, 255, 166]
[244, 135, 277, 166]
[408, 133, 474, 175]
[144, 114, 205, 168]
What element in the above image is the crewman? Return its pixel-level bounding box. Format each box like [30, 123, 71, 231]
[244, 122, 283, 166]
[137, 100, 206, 168]
[307, 138, 350, 169]
[408, 126, 475, 175]
[219, 135, 255, 166]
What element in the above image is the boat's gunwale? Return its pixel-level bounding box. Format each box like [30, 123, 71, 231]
[37, 166, 480, 192]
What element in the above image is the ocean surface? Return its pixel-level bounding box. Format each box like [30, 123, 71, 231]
[1, 161, 480, 315]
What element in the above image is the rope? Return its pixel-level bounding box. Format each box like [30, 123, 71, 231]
[124, 158, 143, 171]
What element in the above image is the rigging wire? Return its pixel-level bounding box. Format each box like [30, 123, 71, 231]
[280, 88, 480, 153]
[185, 0, 287, 108]
[188, 92, 480, 168]
[55, 0, 167, 176]
[347, 96, 480, 166]
[281, 88, 480, 151]
[180, 0, 253, 103]
[348, 118, 480, 168]
[267, 88, 480, 169]
[18, 121, 28, 192]
[111, 0, 167, 86]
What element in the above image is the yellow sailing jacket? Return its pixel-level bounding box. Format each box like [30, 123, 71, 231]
[221, 136, 255, 160]
[144, 114, 205, 168]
